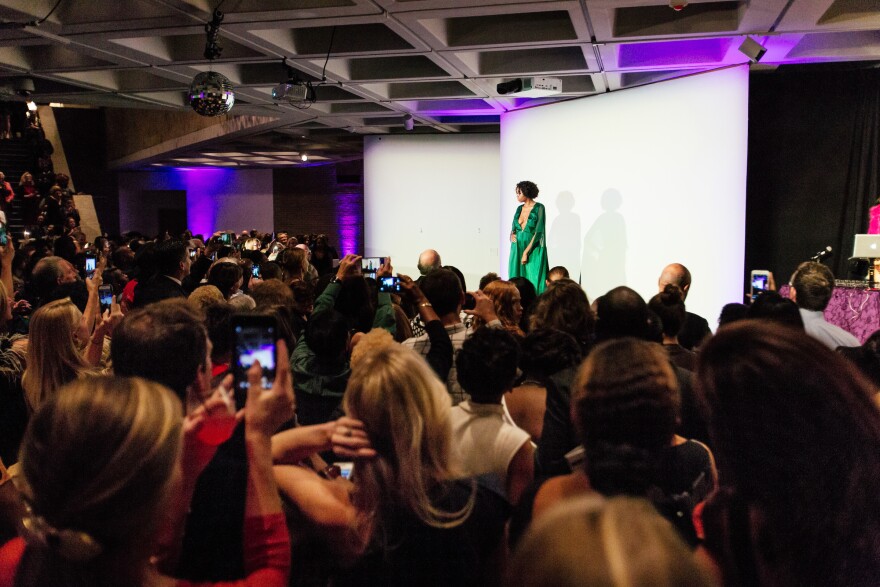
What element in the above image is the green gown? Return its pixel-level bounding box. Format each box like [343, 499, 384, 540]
[508, 202, 549, 295]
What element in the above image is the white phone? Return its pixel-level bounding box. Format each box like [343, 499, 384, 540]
[750, 270, 771, 301]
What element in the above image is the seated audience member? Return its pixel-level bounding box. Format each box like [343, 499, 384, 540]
[0, 374, 291, 587]
[747, 291, 804, 330]
[717, 302, 749, 329]
[451, 328, 533, 505]
[291, 255, 396, 425]
[472, 280, 524, 338]
[505, 329, 582, 444]
[26, 256, 79, 308]
[416, 248, 442, 278]
[509, 495, 715, 587]
[187, 284, 225, 313]
[788, 261, 859, 348]
[533, 338, 716, 545]
[509, 276, 537, 334]
[530, 278, 593, 355]
[837, 329, 880, 390]
[649, 284, 697, 371]
[696, 321, 880, 586]
[544, 265, 569, 288]
[479, 272, 501, 291]
[658, 263, 711, 350]
[276, 344, 509, 586]
[207, 260, 255, 310]
[133, 239, 190, 308]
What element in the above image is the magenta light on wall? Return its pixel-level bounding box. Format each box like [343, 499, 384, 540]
[167, 167, 235, 238]
[335, 187, 362, 256]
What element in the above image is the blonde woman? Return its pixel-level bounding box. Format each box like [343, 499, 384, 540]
[274, 345, 509, 586]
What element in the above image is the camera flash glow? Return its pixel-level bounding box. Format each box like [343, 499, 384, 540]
[301, 154, 308, 162]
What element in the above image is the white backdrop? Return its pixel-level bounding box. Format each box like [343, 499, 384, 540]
[363, 134, 501, 290]
[500, 66, 749, 324]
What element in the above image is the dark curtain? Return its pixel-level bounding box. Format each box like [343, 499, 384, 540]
[834, 70, 880, 277]
[745, 66, 880, 288]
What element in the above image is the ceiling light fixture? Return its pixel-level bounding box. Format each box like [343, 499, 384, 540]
[189, 7, 234, 117]
[301, 154, 308, 162]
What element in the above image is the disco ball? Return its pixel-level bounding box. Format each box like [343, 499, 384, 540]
[189, 71, 234, 117]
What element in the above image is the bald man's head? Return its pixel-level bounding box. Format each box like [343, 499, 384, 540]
[417, 249, 442, 276]
[659, 263, 692, 300]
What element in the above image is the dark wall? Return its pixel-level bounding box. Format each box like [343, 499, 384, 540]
[53, 108, 119, 235]
[745, 67, 870, 286]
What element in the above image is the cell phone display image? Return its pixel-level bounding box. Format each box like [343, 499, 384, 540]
[378, 276, 402, 293]
[232, 316, 277, 396]
[84, 254, 97, 278]
[99, 285, 113, 314]
[252, 264, 261, 279]
[336, 462, 354, 480]
[750, 270, 770, 301]
[189, 249, 197, 260]
[220, 232, 232, 245]
[361, 257, 385, 276]
[0, 223, 7, 247]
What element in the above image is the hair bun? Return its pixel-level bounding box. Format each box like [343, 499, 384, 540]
[661, 284, 684, 305]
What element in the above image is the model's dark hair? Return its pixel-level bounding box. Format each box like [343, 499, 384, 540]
[517, 180, 539, 200]
[648, 284, 686, 338]
[519, 328, 583, 381]
[573, 338, 679, 496]
[791, 261, 835, 311]
[747, 291, 804, 330]
[457, 327, 520, 402]
[420, 268, 462, 317]
[529, 279, 593, 353]
[696, 320, 880, 585]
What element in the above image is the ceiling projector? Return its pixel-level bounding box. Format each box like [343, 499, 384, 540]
[496, 77, 562, 98]
[272, 81, 309, 103]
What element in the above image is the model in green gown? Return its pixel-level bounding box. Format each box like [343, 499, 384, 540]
[508, 181, 549, 295]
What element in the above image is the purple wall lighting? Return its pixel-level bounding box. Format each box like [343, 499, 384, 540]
[167, 167, 235, 237]
[334, 187, 362, 256]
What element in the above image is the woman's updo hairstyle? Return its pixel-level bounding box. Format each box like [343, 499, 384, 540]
[648, 284, 686, 339]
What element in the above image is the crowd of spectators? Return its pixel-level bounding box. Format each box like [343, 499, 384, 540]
[0, 227, 877, 587]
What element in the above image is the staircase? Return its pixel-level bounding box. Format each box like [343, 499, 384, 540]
[0, 139, 32, 240]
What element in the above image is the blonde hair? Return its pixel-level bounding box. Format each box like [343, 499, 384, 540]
[344, 345, 472, 537]
[18, 376, 182, 586]
[349, 328, 395, 369]
[0, 279, 10, 324]
[474, 280, 525, 337]
[188, 284, 225, 312]
[23, 299, 91, 411]
[509, 495, 714, 587]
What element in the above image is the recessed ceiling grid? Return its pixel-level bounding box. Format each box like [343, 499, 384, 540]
[0, 0, 873, 167]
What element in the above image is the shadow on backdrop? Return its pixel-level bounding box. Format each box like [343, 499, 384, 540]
[581, 188, 627, 299]
[548, 190, 581, 281]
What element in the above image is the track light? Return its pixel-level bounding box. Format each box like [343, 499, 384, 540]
[738, 36, 767, 63]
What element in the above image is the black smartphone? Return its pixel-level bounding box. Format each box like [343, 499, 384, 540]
[99, 285, 113, 314]
[0, 222, 7, 247]
[220, 232, 232, 245]
[378, 276, 402, 293]
[361, 257, 385, 276]
[189, 249, 197, 260]
[252, 264, 261, 279]
[463, 292, 476, 311]
[232, 315, 277, 400]
[84, 252, 97, 279]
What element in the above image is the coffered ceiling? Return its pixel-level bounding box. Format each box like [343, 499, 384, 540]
[0, 0, 877, 168]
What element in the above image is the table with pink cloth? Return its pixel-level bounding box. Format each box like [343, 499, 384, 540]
[779, 283, 880, 344]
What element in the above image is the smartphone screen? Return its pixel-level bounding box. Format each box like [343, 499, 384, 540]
[232, 316, 277, 398]
[0, 223, 7, 247]
[99, 285, 113, 314]
[361, 257, 385, 276]
[252, 264, 261, 279]
[85, 255, 97, 278]
[750, 272, 769, 301]
[220, 232, 232, 245]
[378, 276, 401, 293]
[189, 249, 197, 260]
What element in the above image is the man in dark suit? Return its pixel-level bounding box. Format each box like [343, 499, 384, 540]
[658, 263, 711, 351]
[133, 239, 191, 308]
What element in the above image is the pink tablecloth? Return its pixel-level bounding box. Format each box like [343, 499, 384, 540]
[779, 284, 880, 344]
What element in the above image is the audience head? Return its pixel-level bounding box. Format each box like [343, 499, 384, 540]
[478, 280, 524, 337]
[509, 495, 714, 587]
[304, 309, 350, 370]
[546, 266, 569, 285]
[516, 180, 539, 200]
[111, 299, 209, 403]
[18, 376, 181, 583]
[595, 286, 651, 342]
[838, 329, 880, 389]
[30, 256, 79, 305]
[417, 249, 442, 276]
[457, 327, 520, 403]
[790, 261, 835, 311]
[23, 298, 89, 411]
[188, 285, 225, 312]
[508, 277, 537, 330]
[573, 338, 679, 496]
[520, 328, 583, 382]
[349, 328, 395, 370]
[717, 302, 749, 328]
[747, 291, 804, 330]
[207, 261, 243, 299]
[530, 279, 593, 353]
[444, 265, 467, 295]
[648, 284, 687, 340]
[420, 268, 463, 318]
[154, 239, 190, 280]
[260, 261, 282, 281]
[658, 263, 692, 300]
[479, 272, 501, 290]
[250, 279, 295, 311]
[278, 247, 308, 281]
[696, 321, 880, 585]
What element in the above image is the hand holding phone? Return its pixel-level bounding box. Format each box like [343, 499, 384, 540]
[750, 270, 771, 302]
[232, 315, 278, 405]
[99, 285, 113, 314]
[378, 276, 402, 293]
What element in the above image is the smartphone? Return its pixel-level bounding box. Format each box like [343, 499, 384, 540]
[378, 276, 402, 293]
[462, 292, 476, 311]
[252, 264, 261, 279]
[99, 285, 113, 314]
[0, 223, 7, 247]
[220, 232, 232, 245]
[361, 257, 385, 276]
[84, 253, 97, 279]
[750, 270, 771, 301]
[189, 249, 197, 260]
[232, 315, 277, 399]
[335, 462, 353, 480]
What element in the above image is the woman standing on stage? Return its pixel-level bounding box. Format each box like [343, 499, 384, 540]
[509, 181, 549, 295]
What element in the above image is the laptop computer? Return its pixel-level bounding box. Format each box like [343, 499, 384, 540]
[852, 234, 880, 258]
